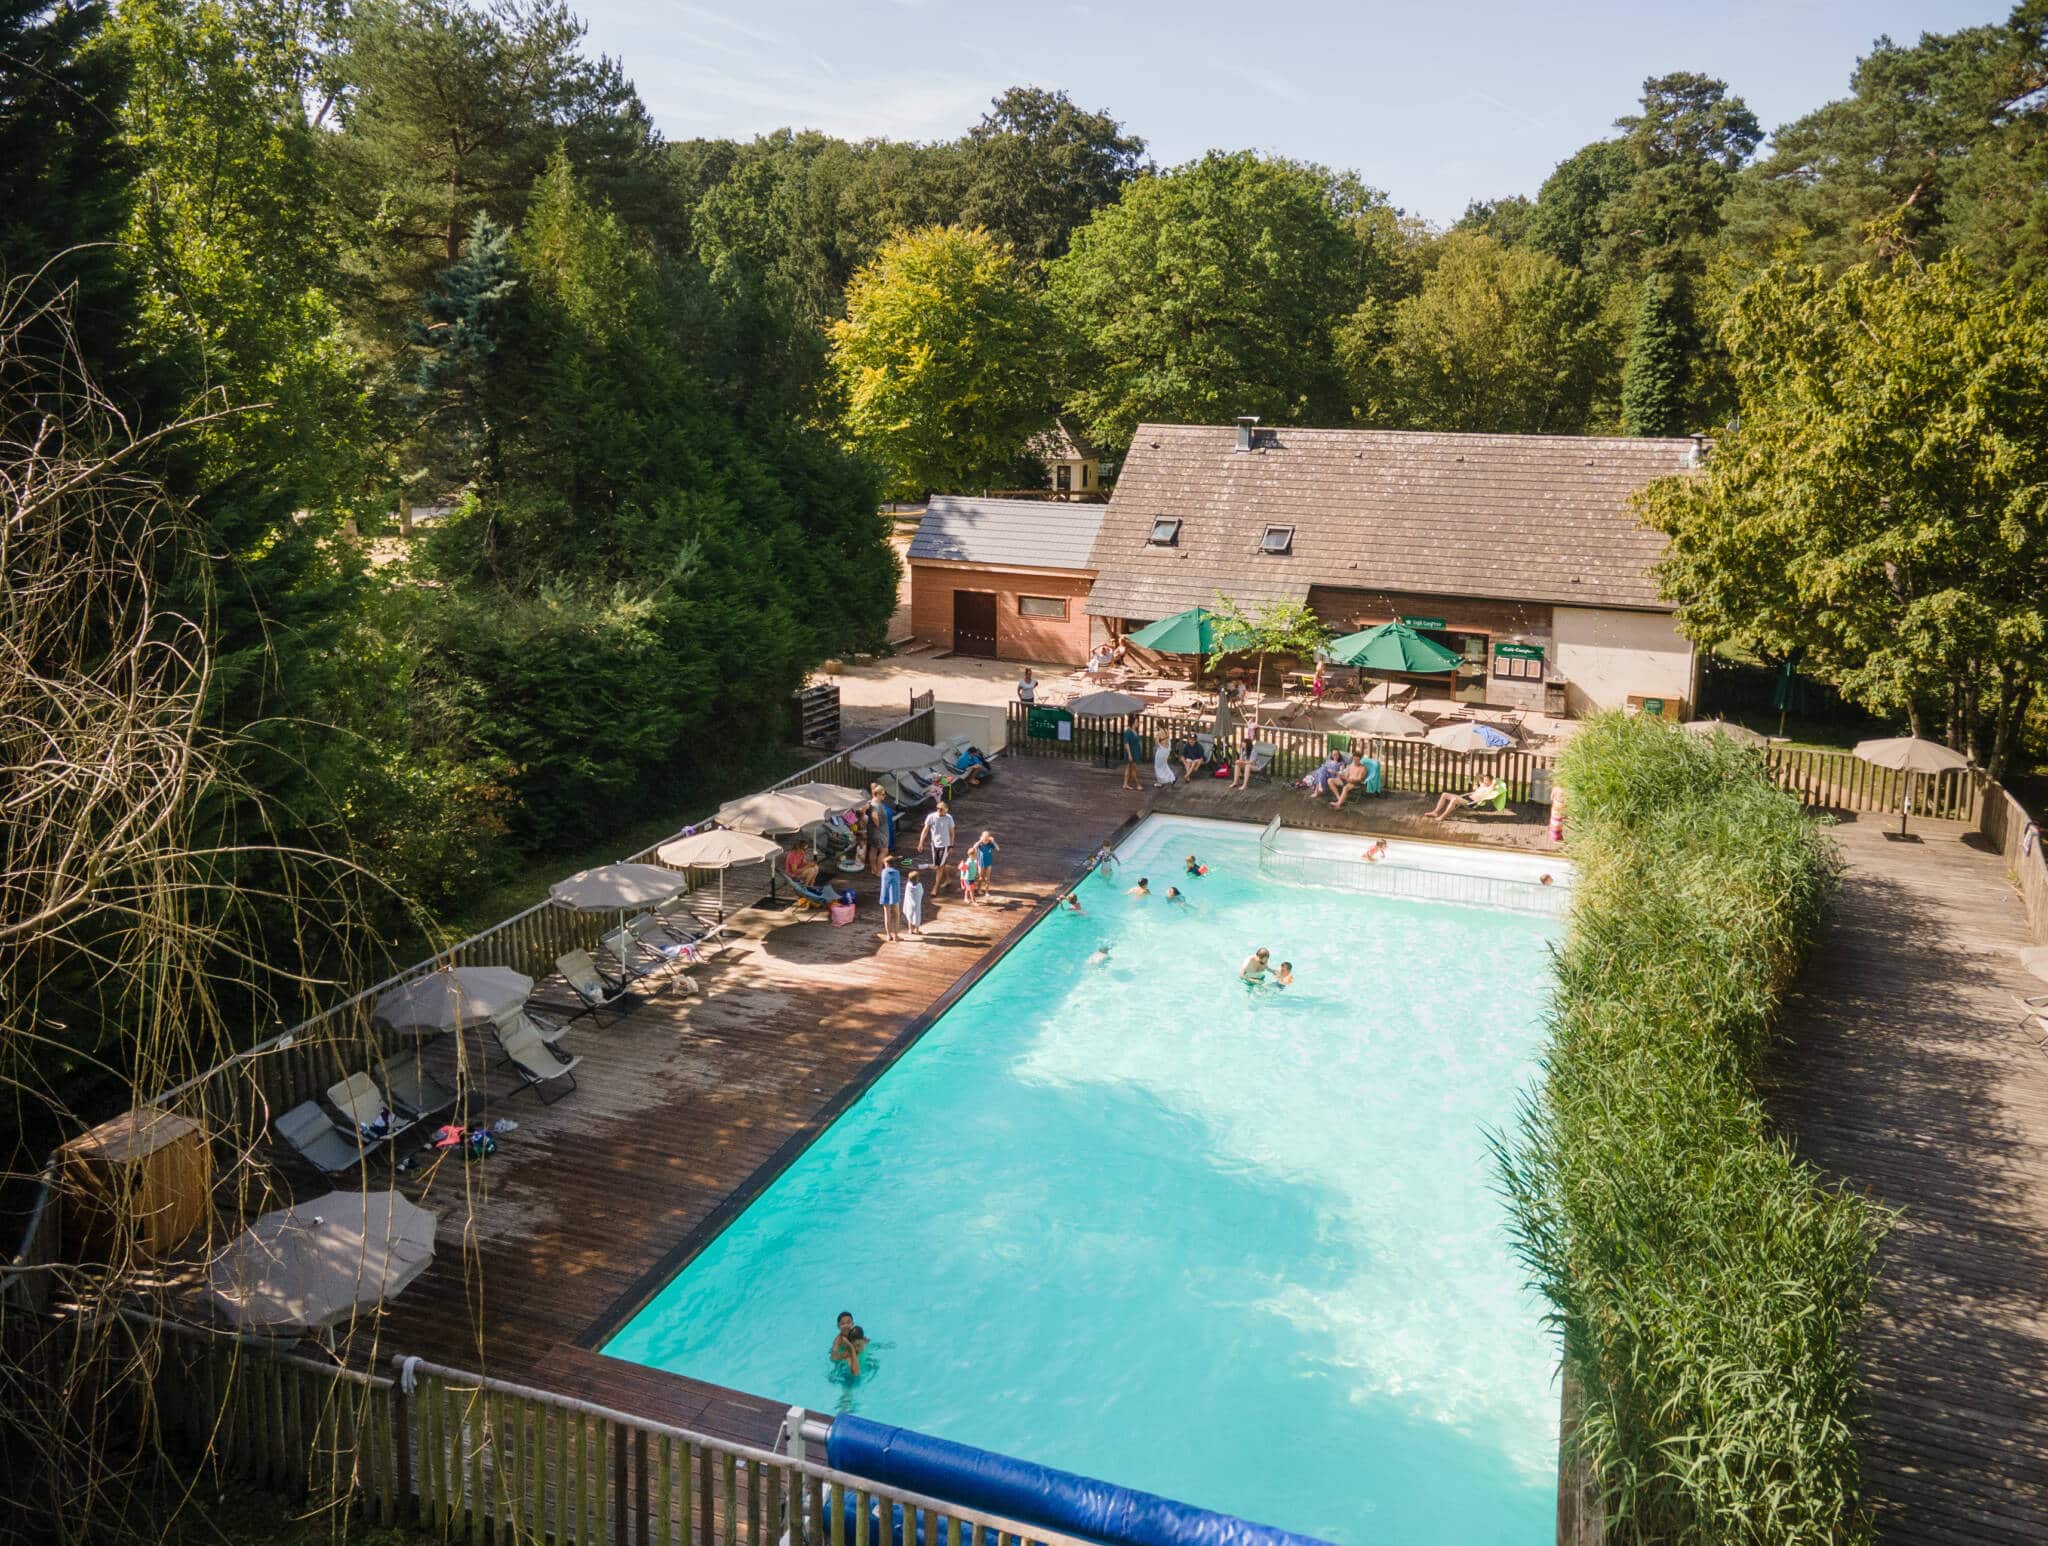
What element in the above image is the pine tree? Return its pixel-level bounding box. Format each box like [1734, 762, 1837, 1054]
[407, 213, 518, 490]
[1622, 281, 1687, 436]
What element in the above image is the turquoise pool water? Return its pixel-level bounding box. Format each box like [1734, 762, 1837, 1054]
[604, 817, 1565, 1545]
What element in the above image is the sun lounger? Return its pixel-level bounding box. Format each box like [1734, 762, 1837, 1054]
[493, 1011, 581, 1102]
[649, 909, 734, 956]
[275, 1100, 368, 1176]
[381, 1057, 459, 1121]
[327, 1071, 418, 1148]
[602, 923, 675, 991]
[1242, 743, 1277, 780]
[629, 912, 721, 974]
[555, 949, 633, 1024]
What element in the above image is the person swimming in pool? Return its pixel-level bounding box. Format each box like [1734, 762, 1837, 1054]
[830, 1312, 868, 1378]
[1184, 854, 1208, 876]
[1091, 842, 1120, 876]
[1062, 892, 1085, 913]
[1165, 885, 1194, 909]
[1273, 961, 1294, 988]
[1239, 948, 1271, 985]
[1127, 877, 1150, 898]
[1361, 839, 1388, 863]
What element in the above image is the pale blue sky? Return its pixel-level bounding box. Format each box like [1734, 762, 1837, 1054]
[573, 0, 2003, 224]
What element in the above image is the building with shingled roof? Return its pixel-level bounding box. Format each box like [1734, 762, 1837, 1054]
[1083, 419, 1704, 715]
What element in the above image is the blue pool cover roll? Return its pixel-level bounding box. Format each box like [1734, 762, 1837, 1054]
[824, 1417, 1338, 1546]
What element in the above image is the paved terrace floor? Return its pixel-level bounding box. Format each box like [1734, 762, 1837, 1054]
[1767, 813, 2048, 1545]
[355, 759, 1552, 1441]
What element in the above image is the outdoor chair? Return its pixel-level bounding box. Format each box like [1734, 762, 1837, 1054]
[275, 1100, 368, 1176]
[326, 1071, 418, 1150]
[492, 1011, 581, 1103]
[1242, 743, 1277, 781]
[786, 874, 841, 910]
[554, 949, 633, 1025]
[381, 1056, 459, 1122]
[601, 923, 674, 992]
[630, 911, 724, 970]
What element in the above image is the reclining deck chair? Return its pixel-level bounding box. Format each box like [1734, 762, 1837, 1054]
[275, 1100, 368, 1176]
[555, 948, 634, 1025]
[492, 1010, 582, 1103]
[327, 1071, 418, 1152]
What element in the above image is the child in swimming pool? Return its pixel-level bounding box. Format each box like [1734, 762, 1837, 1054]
[1184, 854, 1208, 877]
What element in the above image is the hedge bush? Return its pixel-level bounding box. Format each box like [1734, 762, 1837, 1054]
[1496, 712, 1883, 1544]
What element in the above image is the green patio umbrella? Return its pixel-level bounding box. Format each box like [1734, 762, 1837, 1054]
[1325, 621, 1463, 674]
[1126, 608, 1244, 657]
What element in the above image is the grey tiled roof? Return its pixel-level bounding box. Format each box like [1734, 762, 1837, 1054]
[908, 495, 1104, 572]
[1084, 423, 1698, 619]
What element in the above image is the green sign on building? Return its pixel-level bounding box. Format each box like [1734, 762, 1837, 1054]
[1495, 643, 1545, 660]
[1400, 615, 1447, 631]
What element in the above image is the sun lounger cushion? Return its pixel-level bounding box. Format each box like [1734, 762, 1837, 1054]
[494, 1012, 581, 1099]
[276, 1101, 365, 1175]
[327, 1071, 415, 1142]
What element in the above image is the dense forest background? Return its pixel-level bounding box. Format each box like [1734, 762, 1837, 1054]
[7, 0, 2048, 1136]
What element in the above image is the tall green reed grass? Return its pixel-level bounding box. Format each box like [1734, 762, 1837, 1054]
[1497, 712, 1882, 1544]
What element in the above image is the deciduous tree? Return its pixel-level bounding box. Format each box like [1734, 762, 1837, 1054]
[1638, 255, 2048, 774]
[956, 86, 1146, 264]
[830, 224, 1057, 499]
[1047, 150, 1358, 449]
[1343, 232, 1612, 434]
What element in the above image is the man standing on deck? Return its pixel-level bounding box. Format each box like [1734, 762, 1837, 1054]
[920, 799, 956, 895]
[1121, 723, 1143, 791]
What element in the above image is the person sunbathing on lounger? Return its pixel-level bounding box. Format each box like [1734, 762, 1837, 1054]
[1330, 755, 1379, 810]
[1426, 779, 1503, 821]
[1302, 754, 1344, 797]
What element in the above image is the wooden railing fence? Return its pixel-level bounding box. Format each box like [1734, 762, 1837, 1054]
[2, 698, 939, 1319]
[1006, 703, 1986, 820]
[132, 1317, 1094, 1546]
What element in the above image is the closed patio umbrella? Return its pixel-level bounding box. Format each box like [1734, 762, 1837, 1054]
[849, 740, 945, 775]
[656, 828, 784, 918]
[208, 1190, 437, 1336]
[1426, 722, 1514, 754]
[1338, 706, 1425, 737]
[1853, 735, 1971, 837]
[373, 967, 533, 1035]
[1067, 690, 1146, 718]
[716, 789, 836, 835]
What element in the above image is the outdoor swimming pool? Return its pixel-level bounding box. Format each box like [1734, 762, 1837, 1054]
[604, 816, 1567, 1546]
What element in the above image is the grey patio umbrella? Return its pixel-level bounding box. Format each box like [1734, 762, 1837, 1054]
[1853, 736, 1971, 837]
[373, 966, 533, 1035]
[716, 789, 836, 835]
[1683, 718, 1768, 748]
[1067, 690, 1146, 718]
[549, 863, 687, 911]
[849, 740, 945, 775]
[208, 1190, 438, 1335]
[656, 828, 784, 918]
[775, 781, 870, 809]
[1338, 706, 1426, 737]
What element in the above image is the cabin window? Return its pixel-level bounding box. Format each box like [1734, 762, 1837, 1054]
[1018, 595, 1068, 620]
[1147, 517, 1181, 546]
[1260, 525, 1295, 555]
[1056, 464, 1072, 491]
[1081, 464, 1092, 488]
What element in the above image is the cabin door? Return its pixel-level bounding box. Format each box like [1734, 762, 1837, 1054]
[952, 590, 998, 657]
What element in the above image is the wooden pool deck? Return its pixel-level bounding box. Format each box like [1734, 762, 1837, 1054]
[363, 759, 1149, 1439]
[355, 760, 1551, 1442]
[346, 757, 2048, 1538]
[1767, 812, 2048, 1545]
